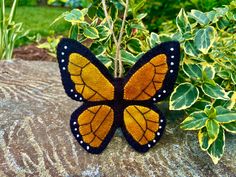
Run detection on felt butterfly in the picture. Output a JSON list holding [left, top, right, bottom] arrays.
[[57, 38, 180, 154]]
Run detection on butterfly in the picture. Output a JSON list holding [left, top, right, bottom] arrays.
[[57, 38, 180, 154]]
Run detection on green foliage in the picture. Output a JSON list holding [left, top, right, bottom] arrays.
[[5, 0, 37, 7], [57, 0, 236, 164], [170, 1, 236, 163], [48, 0, 92, 8], [0, 0, 27, 60], [5, 6, 70, 46]]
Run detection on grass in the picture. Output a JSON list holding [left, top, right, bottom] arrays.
[[6, 6, 70, 45]]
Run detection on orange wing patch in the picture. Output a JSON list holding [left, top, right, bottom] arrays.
[[124, 54, 168, 100], [78, 105, 114, 148], [124, 105, 160, 145], [68, 53, 114, 101]]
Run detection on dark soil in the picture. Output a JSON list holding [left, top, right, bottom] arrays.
[[13, 44, 56, 62]]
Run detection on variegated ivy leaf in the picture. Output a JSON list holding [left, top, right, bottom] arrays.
[[183, 63, 202, 79], [183, 40, 200, 57], [97, 25, 111, 42], [207, 127, 225, 164], [127, 38, 143, 54], [149, 32, 160, 48], [206, 119, 220, 140], [97, 55, 112, 68], [176, 8, 191, 34], [201, 81, 229, 100], [170, 83, 199, 110], [121, 50, 137, 66], [230, 72, 236, 84], [194, 26, 216, 54], [198, 127, 216, 151], [188, 10, 210, 26], [221, 122, 236, 134], [64, 9, 84, 24], [83, 26, 99, 39], [203, 65, 215, 80], [215, 106, 236, 123], [180, 111, 208, 130], [90, 42, 106, 55]]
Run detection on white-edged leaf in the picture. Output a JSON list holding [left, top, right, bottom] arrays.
[[194, 26, 216, 54], [181, 111, 208, 130], [207, 127, 225, 164], [201, 81, 229, 100], [170, 83, 199, 110]]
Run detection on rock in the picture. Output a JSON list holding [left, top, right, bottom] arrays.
[[0, 59, 235, 177]]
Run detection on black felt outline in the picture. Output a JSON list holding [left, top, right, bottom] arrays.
[[57, 38, 180, 154]]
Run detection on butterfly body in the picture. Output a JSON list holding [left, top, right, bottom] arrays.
[[57, 38, 180, 154]]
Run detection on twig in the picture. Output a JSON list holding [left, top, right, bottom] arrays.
[[101, 0, 118, 77], [117, 0, 129, 77], [101, 0, 129, 78]]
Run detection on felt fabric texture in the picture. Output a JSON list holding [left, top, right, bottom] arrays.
[[57, 38, 180, 154]]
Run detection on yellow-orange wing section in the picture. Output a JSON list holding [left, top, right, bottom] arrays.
[[71, 105, 115, 154], [124, 54, 168, 100], [123, 41, 180, 101], [122, 105, 165, 152], [68, 53, 114, 101]]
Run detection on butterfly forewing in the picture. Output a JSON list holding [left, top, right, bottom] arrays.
[[123, 41, 180, 102], [57, 38, 114, 102]]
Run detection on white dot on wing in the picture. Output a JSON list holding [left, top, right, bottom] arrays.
[[170, 62, 174, 65], [160, 119, 163, 123], [171, 55, 174, 59], [153, 97, 157, 101], [163, 90, 166, 93], [158, 94, 161, 98], [61, 52, 65, 55], [76, 134, 79, 138], [157, 132, 161, 136], [61, 59, 65, 63], [62, 67, 66, 70], [170, 70, 174, 73], [80, 140, 83, 144], [148, 144, 151, 148], [170, 48, 174, 51], [153, 139, 156, 143], [64, 46, 68, 49]]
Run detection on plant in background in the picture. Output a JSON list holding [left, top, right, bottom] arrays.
[[0, 0, 27, 60], [48, 0, 92, 8], [168, 1, 236, 164], [55, 0, 236, 164]]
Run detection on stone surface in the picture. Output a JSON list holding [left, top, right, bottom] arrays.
[[0, 59, 236, 177]]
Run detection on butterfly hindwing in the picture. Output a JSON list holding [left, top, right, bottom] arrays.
[[124, 41, 180, 102], [122, 104, 166, 152], [70, 104, 116, 154], [57, 38, 114, 102]]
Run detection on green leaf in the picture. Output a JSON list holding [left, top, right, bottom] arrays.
[[198, 127, 215, 151], [231, 72, 236, 85], [88, 6, 97, 19], [64, 9, 84, 24], [183, 40, 200, 57], [203, 65, 215, 80], [97, 55, 112, 68], [149, 32, 160, 48], [215, 106, 236, 123], [97, 25, 111, 41], [176, 8, 191, 34], [221, 122, 236, 134], [127, 38, 143, 54], [110, 4, 118, 20], [90, 42, 106, 55], [188, 10, 210, 26], [170, 83, 199, 110], [121, 50, 137, 66], [69, 25, 78, 40], [201, 81, 229, 100], [136, 13, 147, 20], [194, 26, 216, 54], [83, 26, 99, 39], [183, 63, 202, 79], [206, 119, 219, 140], [207, 127, 225, 164], [180, 111, 208, 130]]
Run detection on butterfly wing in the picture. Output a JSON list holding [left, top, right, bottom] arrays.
[[123, 41, 180, 102], [71, 104, 116, 154], [57, 38, 114, 102], [122, 104, 165, 152]]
